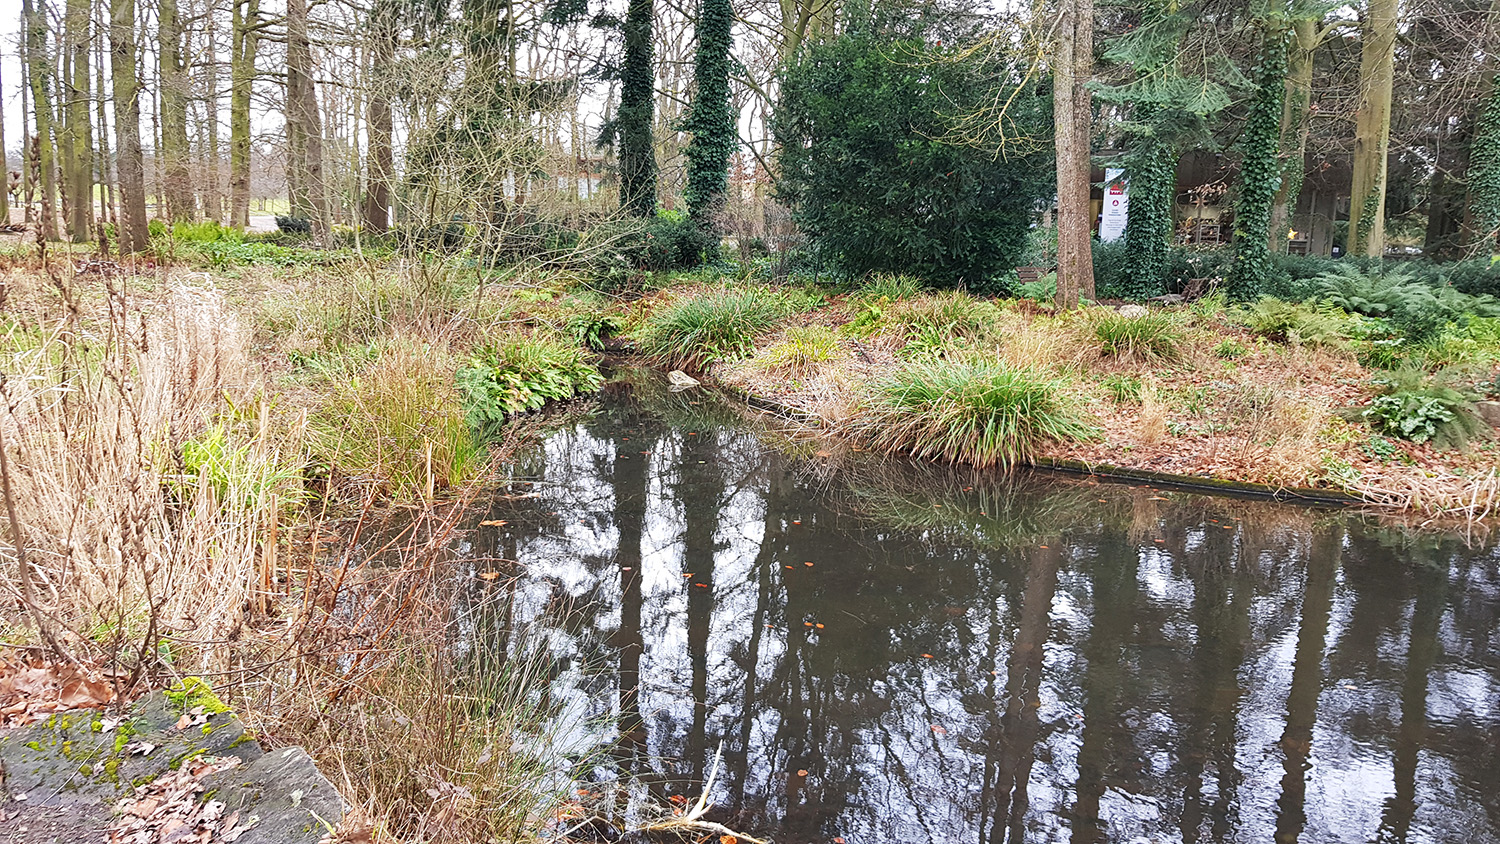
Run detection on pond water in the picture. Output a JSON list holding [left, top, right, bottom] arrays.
[[444, 369, 1500, 844]]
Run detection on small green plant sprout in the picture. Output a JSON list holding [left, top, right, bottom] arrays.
[[1090, 308, 1183, 361], [758, 326, 841, 377], [853, 359, 1096, 469], [1101, 374, 1144, 404], [1213, 338, 1248, 360], [458, 335, 604, 430]]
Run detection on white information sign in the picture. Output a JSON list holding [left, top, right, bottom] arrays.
[[1099, 167, 1129, 243]]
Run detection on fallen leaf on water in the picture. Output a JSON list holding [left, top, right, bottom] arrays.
[[803, 622, 814, 627], [815, 623, 825, 629], [931, 725, 947, 735], [804, 561, 814, 567], [922, 653, 934, 659], [694, 583, 708, 588], [479, 519, 508, 527], [477, 571, 502, 581], [796, 769, 809, 777], [835, 838, 846, 843]]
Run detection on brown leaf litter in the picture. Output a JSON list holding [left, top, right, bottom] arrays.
[[108, 755, 255, 844]]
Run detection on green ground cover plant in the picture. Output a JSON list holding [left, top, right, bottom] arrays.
[[457, 334, 605, 430]]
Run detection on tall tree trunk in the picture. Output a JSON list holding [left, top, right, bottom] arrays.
[[228, 0, 260, 229], [1270, 17, 1316, 253], [110, 0, 148, 251], [0, 40, 9, 225], [159, 0, 194, 222], [618, 0, 657, 216], [286, 0, 331, 243], [1053, 0, 1095, 307], [1228, 19, 1287, 299], [361, 0, 394, 233], [684, 0, 734, 232], [203, 9, 222, 222], [63, 0, 93, 241], [1347, 0, 1397, 257], [94, 19, 115, 229], [24, 0, 59, 241]]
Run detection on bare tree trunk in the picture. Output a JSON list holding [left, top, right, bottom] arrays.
[[24, 0, 60, 241], [159, 0, 195, 222], [1053, 0, 1094, 307], [0, 43, 9, 225], [361, 0, 394, 233], [1270, 18, 1316, 252], [203, 7, 222, 223], [95, 14, 116, 230], [286, 0, 330, 243], [63, 0, 94, 242], [1347, 0, 1397, 257], [111, 0, 148, 251], [228, 0, 260, 229]]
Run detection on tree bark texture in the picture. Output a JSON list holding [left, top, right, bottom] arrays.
[[159, 0, 195, 222], [1270, 17, 1316, 252], [361, 0, 395, 233], [1053, 0, 1095, 308], [25, 0, 59, 241], [286, 0, 331, 243], [229, 0, 261, 229], [110, 0, 148, 251], [1347, 0, 1397, 257]]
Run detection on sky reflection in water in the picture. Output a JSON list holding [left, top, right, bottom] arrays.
[[444, 372, 1500, 844]]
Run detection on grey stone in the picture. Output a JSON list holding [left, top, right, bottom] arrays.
[[0, 694, 342, 844], [1477, 401, 1500, 430], [1117, 304, 1150, 318]]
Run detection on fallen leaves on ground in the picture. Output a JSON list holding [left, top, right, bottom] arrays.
[[108, 755, 252, 843], [0, 650, 117, 727]]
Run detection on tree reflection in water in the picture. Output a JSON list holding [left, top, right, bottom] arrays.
[[452, 371, 1500, 844]]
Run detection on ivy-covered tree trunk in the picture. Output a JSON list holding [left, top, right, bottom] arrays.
[[1120, 115, 1175, 300], [1469, 73, 1500, 251], [619, 0, 657, 216], [1347, 0, 1397, 257], [228, 0, 261, 230], [110, 0, 149, 252], [1228, 20, 1287, 300], [684, 0, 734, 232], [1269, 17, 1316, 253], [24, 0, 59, 241], [1053, 0, 1095, 307]]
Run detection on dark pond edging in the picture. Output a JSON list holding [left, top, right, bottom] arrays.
[[703, 374, 1367, 508]]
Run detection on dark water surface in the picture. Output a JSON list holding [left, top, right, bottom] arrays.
[[448, 372, 1500, 844]]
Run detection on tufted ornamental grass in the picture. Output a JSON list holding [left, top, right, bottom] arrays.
[[634, 287, 815, 369], [852, 359, 1096, 469], [1090, 308, 1184, 362], [757, 325, 843, 378]]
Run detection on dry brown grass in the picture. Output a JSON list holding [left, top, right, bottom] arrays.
[[0, 266, 304, 670]]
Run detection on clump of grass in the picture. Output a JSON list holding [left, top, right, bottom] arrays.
[[1137, 381, 1171, 445], [457, 334, 604, 434], [1090, 308, 1183, 361], [634, 287, 811, 369], [1101, 374, 1143, 404], [1214, 338, 1249, 359], [852, 359, 1096, 468], [311, 338, 482, 499], [854, 273, 923, 301], [757, 325, 842, 377]]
